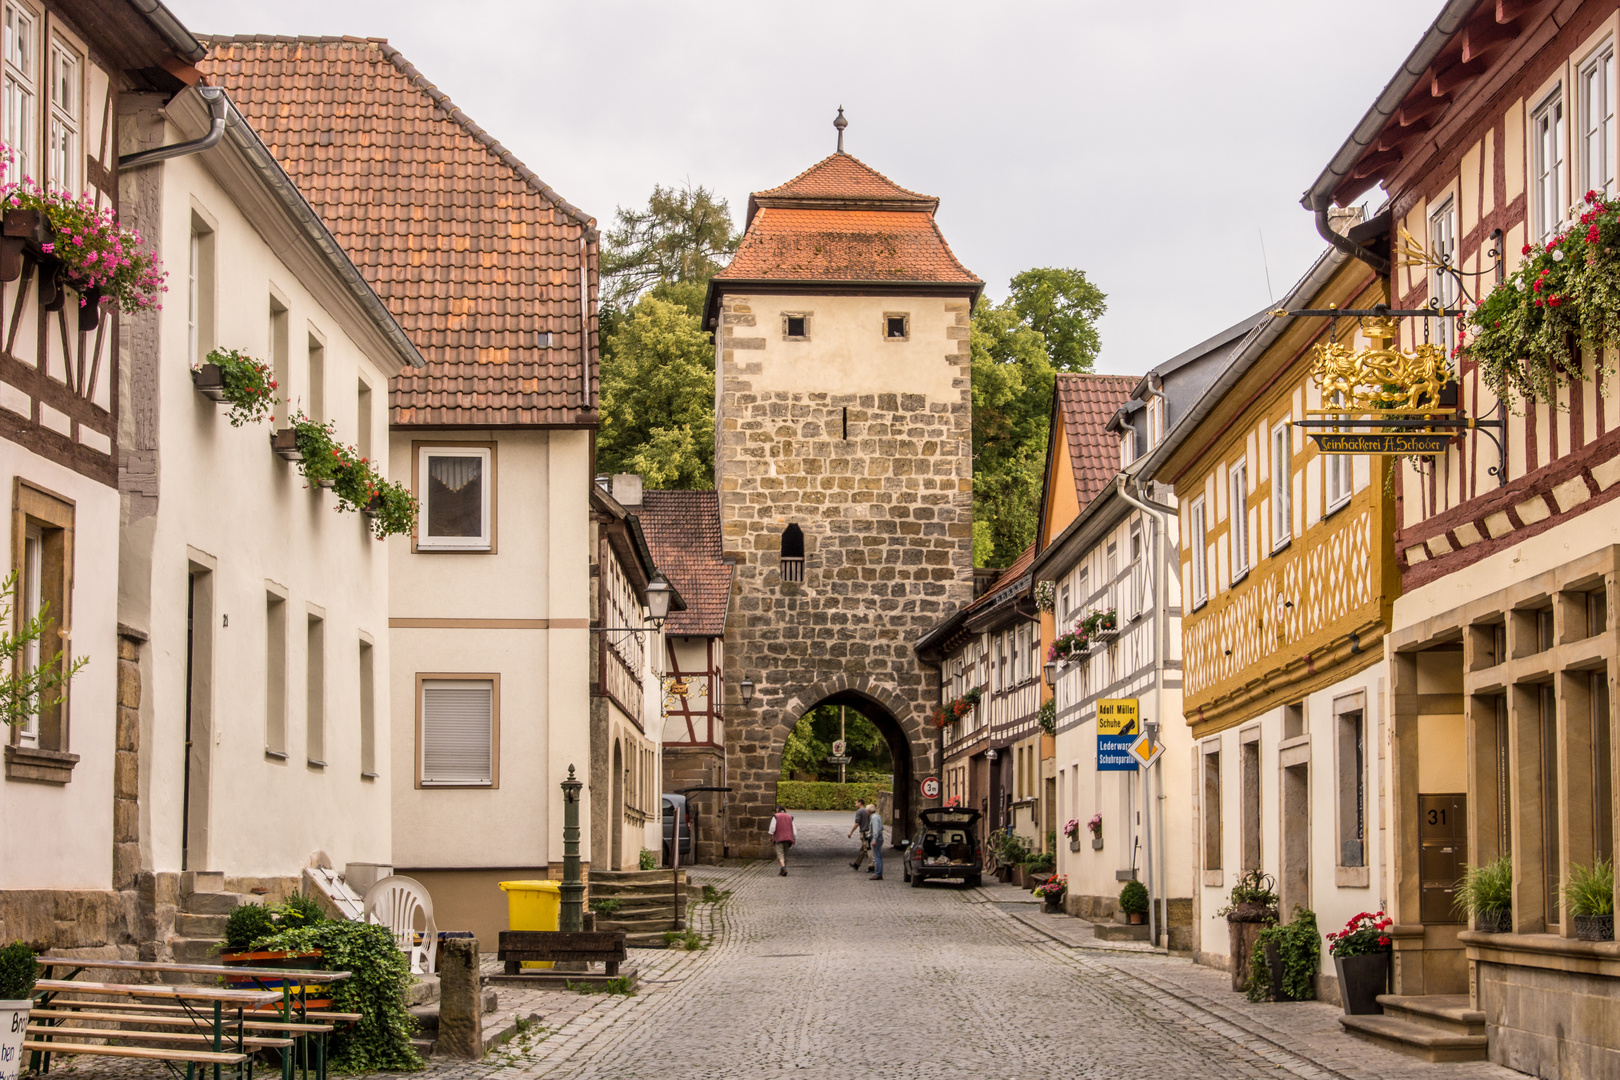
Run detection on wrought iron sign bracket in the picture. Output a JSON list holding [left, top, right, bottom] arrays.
[[1272, 303, 1466, 319]]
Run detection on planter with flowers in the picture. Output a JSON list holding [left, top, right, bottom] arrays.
[[1034, 579, 1055, 613], [1037, 698, 1055, 736], [1088, 812, 1103, 850], [5, 183, 165, 329], [1064, 818, 1082, 852], [1327, 910, 1392, 1014], [278, 412, 418, 540], [0, 940, 37, 1076], [930, 687, 982, 729], [1048, 628, 1089, 665], [193, 348, 276, 426], [1081, 608, 1119, 649], [1034, 873, 1067, 914]]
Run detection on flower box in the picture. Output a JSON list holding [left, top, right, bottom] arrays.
[[271, 428, 303, 461], [77, 289, 103, 332], [1334, 952, 1389, 1015], [1069, 839, 1082, 852], [218, 948, 331, 1009], [0, 206, 48, 284], [1476, 909, 1512, 934], [363, 494, 385, 518], [1573, 914, 1613, 941], [192, 363, 229, 402], [1091, 836, 1104, 850], [1089, 627, 1119, 650]]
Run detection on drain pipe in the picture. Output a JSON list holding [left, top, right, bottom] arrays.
[[1309, 198, 1391, 277], [1115, 471, 1177, 948], [119, 86, 227, 170]]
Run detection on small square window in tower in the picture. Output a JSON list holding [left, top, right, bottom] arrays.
[[780, 523, 804, 583], [885, 314, 909, 340], [783, 314, 809, 340]]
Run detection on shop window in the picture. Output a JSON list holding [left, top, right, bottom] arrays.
[[1540, 683, 1561, 928]]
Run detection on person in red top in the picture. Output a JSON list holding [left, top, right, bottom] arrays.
[[767, 805, 796, 876]]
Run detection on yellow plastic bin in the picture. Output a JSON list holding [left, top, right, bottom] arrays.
[[499, 879, 561, 969]]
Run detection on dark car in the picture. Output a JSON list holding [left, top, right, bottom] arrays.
[[662, 794, 695, 867], [902, 807, 983, 887]]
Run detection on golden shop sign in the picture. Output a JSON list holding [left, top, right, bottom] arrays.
[[1309, 432, 1454, 455]]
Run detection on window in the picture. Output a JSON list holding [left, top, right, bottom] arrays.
[[1203, 748, 1222, 872], [779, 523, 804, 583], [306, 612, 324, 768], [307, 334, 325, 425], [884, 313, 909, 340], [187, 215, 215, 367], [1532, 88, 1566, 242], [358, 639, 375, 778], [1229, 459, 1249, 579], [1058, 584, 1070, 623], [3, 4, 35, 182], [997, 633, 1008, 691], [1429, 197, 1457, 349], [1337, 705, 1366, 867], [270, 295, 289, 413], [1581, 42, 1616, 197], [264, 591, 286, 756], [1593, 670, 1613, 863], [783, 313, 809, 340], [1240, 736, 1261, 871], [1540, 683, 1560, 927], [1271, 423, 1291, 549], [46, 37, 75, 192], [418, 677, 496, 786], [417, 446, 493, 551], [6, 481, 72, 774], [1189, 496, 1207, 606], [1120, 428, 1135, 468], [356, 380, 372, 461], [1147, 396, 1165, 449], [1324, 409, 1351, 511]]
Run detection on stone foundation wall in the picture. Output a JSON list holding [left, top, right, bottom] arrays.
[[663, 744, 727, 862], [717, 294, 975, 857], [1479, 959, 1620, 1080], [1065, 893, 1195, 952]]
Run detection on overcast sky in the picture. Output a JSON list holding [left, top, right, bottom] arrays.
[[167, 0, 1440, 376]]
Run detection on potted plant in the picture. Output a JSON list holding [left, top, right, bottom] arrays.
[[1037, 698, 1055, 736], [1064, 818, 1081, 852], [193, 348, 277, 426], [1563, 859, 1614, 942], [1082, 608, 1119, 648], [0, 940, 37, 1072], [1088, 812, 1104, 850], [1034, 873, 1067, 914], [1327, 910, 1392, 1014], [1249, 906, 1319, 1003], [1119, 879, 1149, 924], [4, 182, 165, 325], [219, 896, 332, 1005], [1218, 869, 1278, 993], [1454, 855, 1513, 933]]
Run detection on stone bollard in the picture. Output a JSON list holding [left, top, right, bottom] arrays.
[[436, 936, 483, 1060]]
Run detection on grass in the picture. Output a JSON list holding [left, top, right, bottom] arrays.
[[663, 929, 704, 950], [1454, 854, 1514, 919], [568, 976, 636, 996], [699, 885, 730, 905], [1564, 858, 1615, 917], [589, 897, 625, 915]]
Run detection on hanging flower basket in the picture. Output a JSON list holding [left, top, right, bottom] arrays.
[[270, 428, 303, 461]]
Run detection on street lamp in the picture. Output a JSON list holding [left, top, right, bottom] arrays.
[[986, 747, 998, 762], [739, 677, 755, 707], [644, 572, 673, 628], [1043, 659, 1059, 688]]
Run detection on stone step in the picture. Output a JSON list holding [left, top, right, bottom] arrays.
[[625, 931, 679, 949], [589, 898, 685, 917], [1375, 995, 1485, 1037], [410, 1037, 435, 1059], [181, 870, 226, 895], [1339, 1014, 1488, 1062], [169, 937, 223, 963], [587, 881, 690, 900], [181, 891, 252, 916], [405, 974, 439, 1007], [175, 912, 229, 938], [408, 988, 499, 1033], [590, 870, 687, 887], [593, 915, 686, 934], [1093, 922, 1151, 942]]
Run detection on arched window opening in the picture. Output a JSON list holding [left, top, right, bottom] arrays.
[[780, 524, 804, 583]]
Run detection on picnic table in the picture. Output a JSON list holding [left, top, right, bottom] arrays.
[[34, 957, 355, 1080]]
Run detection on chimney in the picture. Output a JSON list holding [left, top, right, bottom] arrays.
[[612, 473, 643, 507]]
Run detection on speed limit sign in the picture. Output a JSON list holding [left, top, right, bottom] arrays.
[[921, 776, 941, 799], [831, 739, 846, 757]]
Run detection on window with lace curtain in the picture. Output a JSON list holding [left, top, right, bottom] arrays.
[[417, 445, 494, 551]]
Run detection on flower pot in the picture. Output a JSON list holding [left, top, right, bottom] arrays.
[[1263, 941, 1311, 1002], [1068, 838, 1082, 852], [1091, 836, 1104, 850], [219, 949, 330, 1009], [995, 865, 1012, 884], [1228, 916, 1271, 993], [0, 1000, 31, 1072], [1043, 896, 1064, 914], [0, 207, 47, 283], [1573, 914, 1614, 942], [1011, 865, 1026, 888], [192, 363, 229, 402], [1127, 911, 1145, 925], [363, 494, 385, 518], [317, 478, 335, 489], [77, 289, 102, 332], [1476, 909, 1512, 934], [1090, 628, 1118, 650], [1333, 952, 1390, 1015], [271, 428, 303, 461]]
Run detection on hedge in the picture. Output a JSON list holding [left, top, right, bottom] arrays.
[[775, 781, 890, 811]]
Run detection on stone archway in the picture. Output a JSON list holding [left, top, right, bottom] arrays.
[[733, 674, 937, 857]]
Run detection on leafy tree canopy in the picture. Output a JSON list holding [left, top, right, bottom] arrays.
[[601, 182, 739, 312], [1007, 267, 1107, 374], [598, 296, 715, 489], [779, 704, 893, 784]]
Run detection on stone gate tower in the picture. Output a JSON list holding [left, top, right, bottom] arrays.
[[703, 136, 980, 854]]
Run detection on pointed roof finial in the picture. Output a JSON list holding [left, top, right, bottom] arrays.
[[834, 106, 847, 154]]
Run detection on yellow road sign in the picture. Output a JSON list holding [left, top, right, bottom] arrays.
[[1127, 733, 1164, 769], [1097, 698, 1138, 736]]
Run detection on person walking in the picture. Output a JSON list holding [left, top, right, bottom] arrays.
[[767, 805, 795, 876], [848, 802, 871, 871], [866, 804, 884, 880]]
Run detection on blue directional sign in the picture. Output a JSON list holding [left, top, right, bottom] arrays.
[[1098, 734, 1138, 772]]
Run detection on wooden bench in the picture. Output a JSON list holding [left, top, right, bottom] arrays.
[[41, 1002, 352, 1028], [27, 1023, 295, 1051], [30, 1008, 329, 1037], [498, 930, 628, 975], [21, 1039, 248, 1066]]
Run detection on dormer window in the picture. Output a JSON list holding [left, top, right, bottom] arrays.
[[884, 313, 909, 340], [1147, 396, 1166, 449], [1120, 429, 1135, 468], [783, 313, 810, 341]]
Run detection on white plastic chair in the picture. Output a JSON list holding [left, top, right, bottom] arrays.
[[362, 875, 437, 974]]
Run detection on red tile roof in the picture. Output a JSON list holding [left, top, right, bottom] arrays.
[[1056, 374, 1136, 508], [198, 36, 598, 428], [637, 491, 731, 637], [713, 152, 979, 290], [965, 543, 1036, 615]]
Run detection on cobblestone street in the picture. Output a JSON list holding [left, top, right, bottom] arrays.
[[484, 813, 1524, 1080]]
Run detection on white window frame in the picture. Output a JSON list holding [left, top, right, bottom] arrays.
[[418, 677, 496, 787], [1120, 428, 1135, 468], [46, 34, 76, 192], [1324, 418, 1352, 513], [15, 521, 41, 747], [417, 446, 493, 551], [1271, 423, 1291, 550], [1429, 196, 1457, 349], [1580, 41, 1616, 198], [1189, 495, 1208, 607], [1147, 396, 1166, 449], [1229, 459, 1249, 579], [3, 1, 36, 183], [1532, 87, 1567, 243]]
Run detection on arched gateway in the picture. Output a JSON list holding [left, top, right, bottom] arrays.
[[704, 134, 980, 855]]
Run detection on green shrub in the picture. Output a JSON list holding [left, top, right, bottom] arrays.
[[1024, 851, 1055, 876], [638, 848, 657, 870], [0, 940, 37, 1000], [1247, 906, 1319, 1002], [223, 903, 277, 950], [1564, 859, 1615, 917], [277, 894, 327, 930], [662, 929, 703, 951], [1119, 879, 1149, 916], [250, 921, 420, 1071], [990, 831, 1033, 866], [1454, 854, 1513, 920], [569, 976, 634, 996], [773, 781, 888, 811], [590, 898, 624, 916]]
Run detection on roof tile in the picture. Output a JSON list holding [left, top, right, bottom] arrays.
[[1056, 374, 1137, 508], [636, 491, 731, 637]]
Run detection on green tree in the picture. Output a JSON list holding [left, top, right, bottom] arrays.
[[778, 705, 892, 782], [598, 296, 715, 489], [601, 183, 738, 311], [969, 268, 1107, 567]]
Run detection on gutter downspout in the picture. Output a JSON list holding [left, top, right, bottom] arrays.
[[119, 86, 226, 169], [1310, 200, 1391, 277], [1115, 472, 1177, 949]]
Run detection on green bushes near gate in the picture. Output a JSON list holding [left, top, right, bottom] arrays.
[[775, 781, 889, 811]]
